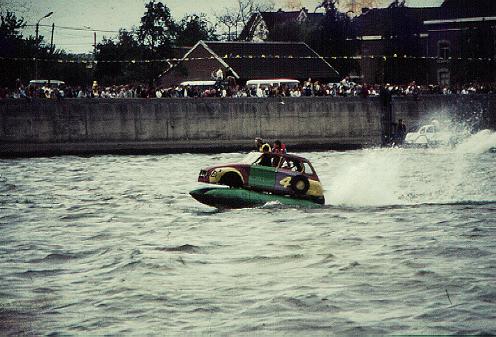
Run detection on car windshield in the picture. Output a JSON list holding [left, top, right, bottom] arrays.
[[241, 152, 262, 164]]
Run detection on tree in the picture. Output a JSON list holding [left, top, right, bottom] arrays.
[[138, 1, 177, 56], [95, 29, 144, 85], [315, 0, 340, 13], [0, 12, 61, 86], [176, 14, 217, 47], [136, 1, 179, 84], [216, 12, 239, 41], [235, 0, 275, 27], [0, 10, 24, 38], [215, 0, 275, 40]]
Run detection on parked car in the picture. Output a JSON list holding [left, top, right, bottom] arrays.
[[197, 152, 325, 204]]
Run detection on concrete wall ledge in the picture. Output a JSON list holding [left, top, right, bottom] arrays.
[[0, 140, 362, 158], [1, 95, 494, 158]]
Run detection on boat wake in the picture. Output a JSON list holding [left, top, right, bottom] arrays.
[[322, 130, 496, 208], [454, 129, 496, 154]]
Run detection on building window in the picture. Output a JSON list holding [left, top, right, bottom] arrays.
[[438, 68, 450, 86], [438, 40, 451, 60]]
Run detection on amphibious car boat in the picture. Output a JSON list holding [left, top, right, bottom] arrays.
[[190, 152, 325, 209]]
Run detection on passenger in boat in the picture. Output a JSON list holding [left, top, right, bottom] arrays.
[[255, 137, 271, 153], [259, 146, 273, 167], [272, 140, 286, 154], [293, 160, 304, 172]]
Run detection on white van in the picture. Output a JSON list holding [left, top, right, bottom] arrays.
[[29, 80, 65, 88], [246, 79, 299, 89]]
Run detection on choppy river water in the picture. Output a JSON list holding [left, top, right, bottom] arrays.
[[1, 131, 496, 336]]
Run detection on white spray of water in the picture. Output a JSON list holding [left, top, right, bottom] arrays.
[[323, 130, 496, 207], [454, 129, 496, 154], [326, 149, 403, 207]]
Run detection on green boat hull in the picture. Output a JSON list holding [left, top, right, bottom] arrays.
[[190, 186, 323, 209]]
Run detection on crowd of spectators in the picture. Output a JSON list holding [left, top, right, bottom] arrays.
[[2, 77, 496, 101]]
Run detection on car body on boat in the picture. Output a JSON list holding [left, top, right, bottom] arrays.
[[193, 152, 325, 206], [403, 121, 468, 148], [404, 124, 451, 147]]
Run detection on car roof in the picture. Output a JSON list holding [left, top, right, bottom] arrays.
[[247, 151, 309, 162], [180, 80, 216, 86], [270, 152, 309, 162], [246, 79, 299, 85], [29, 80, 65, 84]]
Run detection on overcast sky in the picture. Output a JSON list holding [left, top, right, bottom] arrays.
[[6, 0, 444, 53]]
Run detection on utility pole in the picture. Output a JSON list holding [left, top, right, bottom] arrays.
[[34, 11, 54, 80], [50, 23, 55, 53], [93, 32, 97, 56], [48, 23, 55, 86]]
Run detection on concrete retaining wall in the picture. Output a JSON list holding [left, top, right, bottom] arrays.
[[0, 97, 383, 157], [0, 95, 495, 157]]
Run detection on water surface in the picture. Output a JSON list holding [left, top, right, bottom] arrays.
[[1, 132, 496, 336]]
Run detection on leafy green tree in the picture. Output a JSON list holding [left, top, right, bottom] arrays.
[[176, 14, 217, 46], [0, 11, 50, 86], [137, 1, 179, 84], [138, 1, 177, 55], [0, 10, 24, 38], [94, 29, 144, 85]]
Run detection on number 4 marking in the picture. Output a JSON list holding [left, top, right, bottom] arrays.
[[279, 176, 292, 188]]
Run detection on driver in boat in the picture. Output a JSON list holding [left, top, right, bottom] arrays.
[[255, 137, 271, 153]]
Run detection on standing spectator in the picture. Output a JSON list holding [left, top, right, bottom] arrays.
[[303, 78, 313, 96], [397, 119, 407, 144], [360, 83, 369, 98], [256, 86, 264, 98]]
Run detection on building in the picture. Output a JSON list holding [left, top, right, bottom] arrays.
[[354, 0, 496, 85], [239, 8, 324, 42], [423, 0, 496, 86], [354, 4, 439, 84], [158, 41, 340, 87]]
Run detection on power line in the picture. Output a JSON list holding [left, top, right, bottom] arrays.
[[56, 43, 96, 46], [25, 24, 120, 34], [1, 54, 495, 64]]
